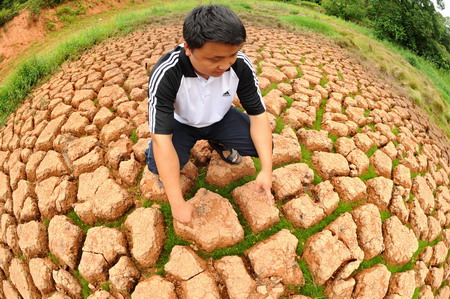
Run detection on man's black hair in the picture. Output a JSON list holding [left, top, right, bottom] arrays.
[[183, 5, 246, 50]]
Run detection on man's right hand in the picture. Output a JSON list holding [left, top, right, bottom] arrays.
[[172, 201, 194, 224]]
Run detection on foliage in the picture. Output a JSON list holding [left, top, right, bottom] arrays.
[[368, 0, 450, 70], [0, 7, 18, 26], [322, 0, 367, 22]]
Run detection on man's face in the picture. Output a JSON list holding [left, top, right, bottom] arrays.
[[185, 41, 242, 79]]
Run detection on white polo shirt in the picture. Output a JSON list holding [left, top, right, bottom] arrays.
[[148, 44, 265, 134]]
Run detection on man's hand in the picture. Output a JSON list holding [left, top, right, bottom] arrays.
[[254, 170, 273, 201], [172, 201, 194, 224]]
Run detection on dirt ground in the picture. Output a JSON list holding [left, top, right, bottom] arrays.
[[0, 0, 139, 71]]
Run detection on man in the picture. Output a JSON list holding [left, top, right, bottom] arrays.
[[146, 5, 273, 224]]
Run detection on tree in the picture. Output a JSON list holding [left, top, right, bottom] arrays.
[[368, 0, 450, 69], [322, 0, 368, 22]]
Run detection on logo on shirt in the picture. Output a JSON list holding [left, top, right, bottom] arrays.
[[222, 90, 231, 97]]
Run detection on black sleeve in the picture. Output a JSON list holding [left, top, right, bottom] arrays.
[[147, 50, 183, 134], [234, 52, 266, 115]]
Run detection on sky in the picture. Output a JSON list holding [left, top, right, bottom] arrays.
[[432, 0, 450, 17]]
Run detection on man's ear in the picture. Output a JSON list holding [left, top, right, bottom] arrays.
[[184, 42, 192, 57]]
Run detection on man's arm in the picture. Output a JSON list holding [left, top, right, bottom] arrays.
[[152, 134, 193, 223], [249, 112, 273, 198]]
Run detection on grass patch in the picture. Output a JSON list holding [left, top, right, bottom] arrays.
[[153, 201, 190, 275], [366, 146, 378, 158], [360, 164, 377, 181], [67, 210, 91, 232], [48, 252, 61, 266], [101, 282, 110, 292], [392, 158, 399, 167], [74, 269, 92, 298], [313, 99, 327, 130], [411, 171, 420, 179], [130, 128, 138, 144], [295, 66, 303, 78], [392, 126, 399, 136], [261, 82, 278, 97], [297, 259, 326, 297], [283, 95, 294, 110], [358, 235, 443, 276], [279, 15, 340, 37], [337, 70, 344, 81], [274, 116, 285, 134], [380, 210, 392, 222], [300, 143, 323, 185], [363, 110, 370, 117], [92, 208, 135, 229], [56, 4, 87, 23], [328, 133, 339, 143], [204, 216, 293, 260], [294, 200, 361, 254]]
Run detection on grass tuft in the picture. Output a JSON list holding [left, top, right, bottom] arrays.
[[74, 269, 92, 298], [360, 164, 378, 181], [274, 116, 285, 134], [279, 15, 340, 37], [130, 128, 138, 144], [366, 146, 378, 158], [297, 259, 326, 297], [313, 99, 327, 131], [66, 210, 91, 232]]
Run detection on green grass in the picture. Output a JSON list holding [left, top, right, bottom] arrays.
[[358, 235, 443, 277], [319, 73, 328, 87], [294, 200, 361, 254], [392, 126, 399, 136], [300, 143, 323, 185], [204, 216, 292, 260], [130, 128, 138, 144], [66, 207, 135, 233], [56, 4, 87, 23], [152, 201, 190, 275], [328, 133, 338, 143], [297, 259, 326, 298], [274, 116, 285, 134], [279, 15, 340, 37], [67, 210, 91, 232], [74, 269, 92, 298], [101, 282, 110, 292], [366, 145, 378, 158], [313, 99, 327, 131], [380, 210, 392, 222], [48, 252, 61, 266], [360, 164, 378, 181], [261, 82, 278, 97], [392, 158, 399, 167]]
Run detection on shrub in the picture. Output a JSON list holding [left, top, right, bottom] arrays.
[[322, 0, 367, 22], [0, 8, 18, 26]]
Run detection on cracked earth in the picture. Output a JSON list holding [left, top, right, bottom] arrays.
[[0, 23, 449, 299]]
